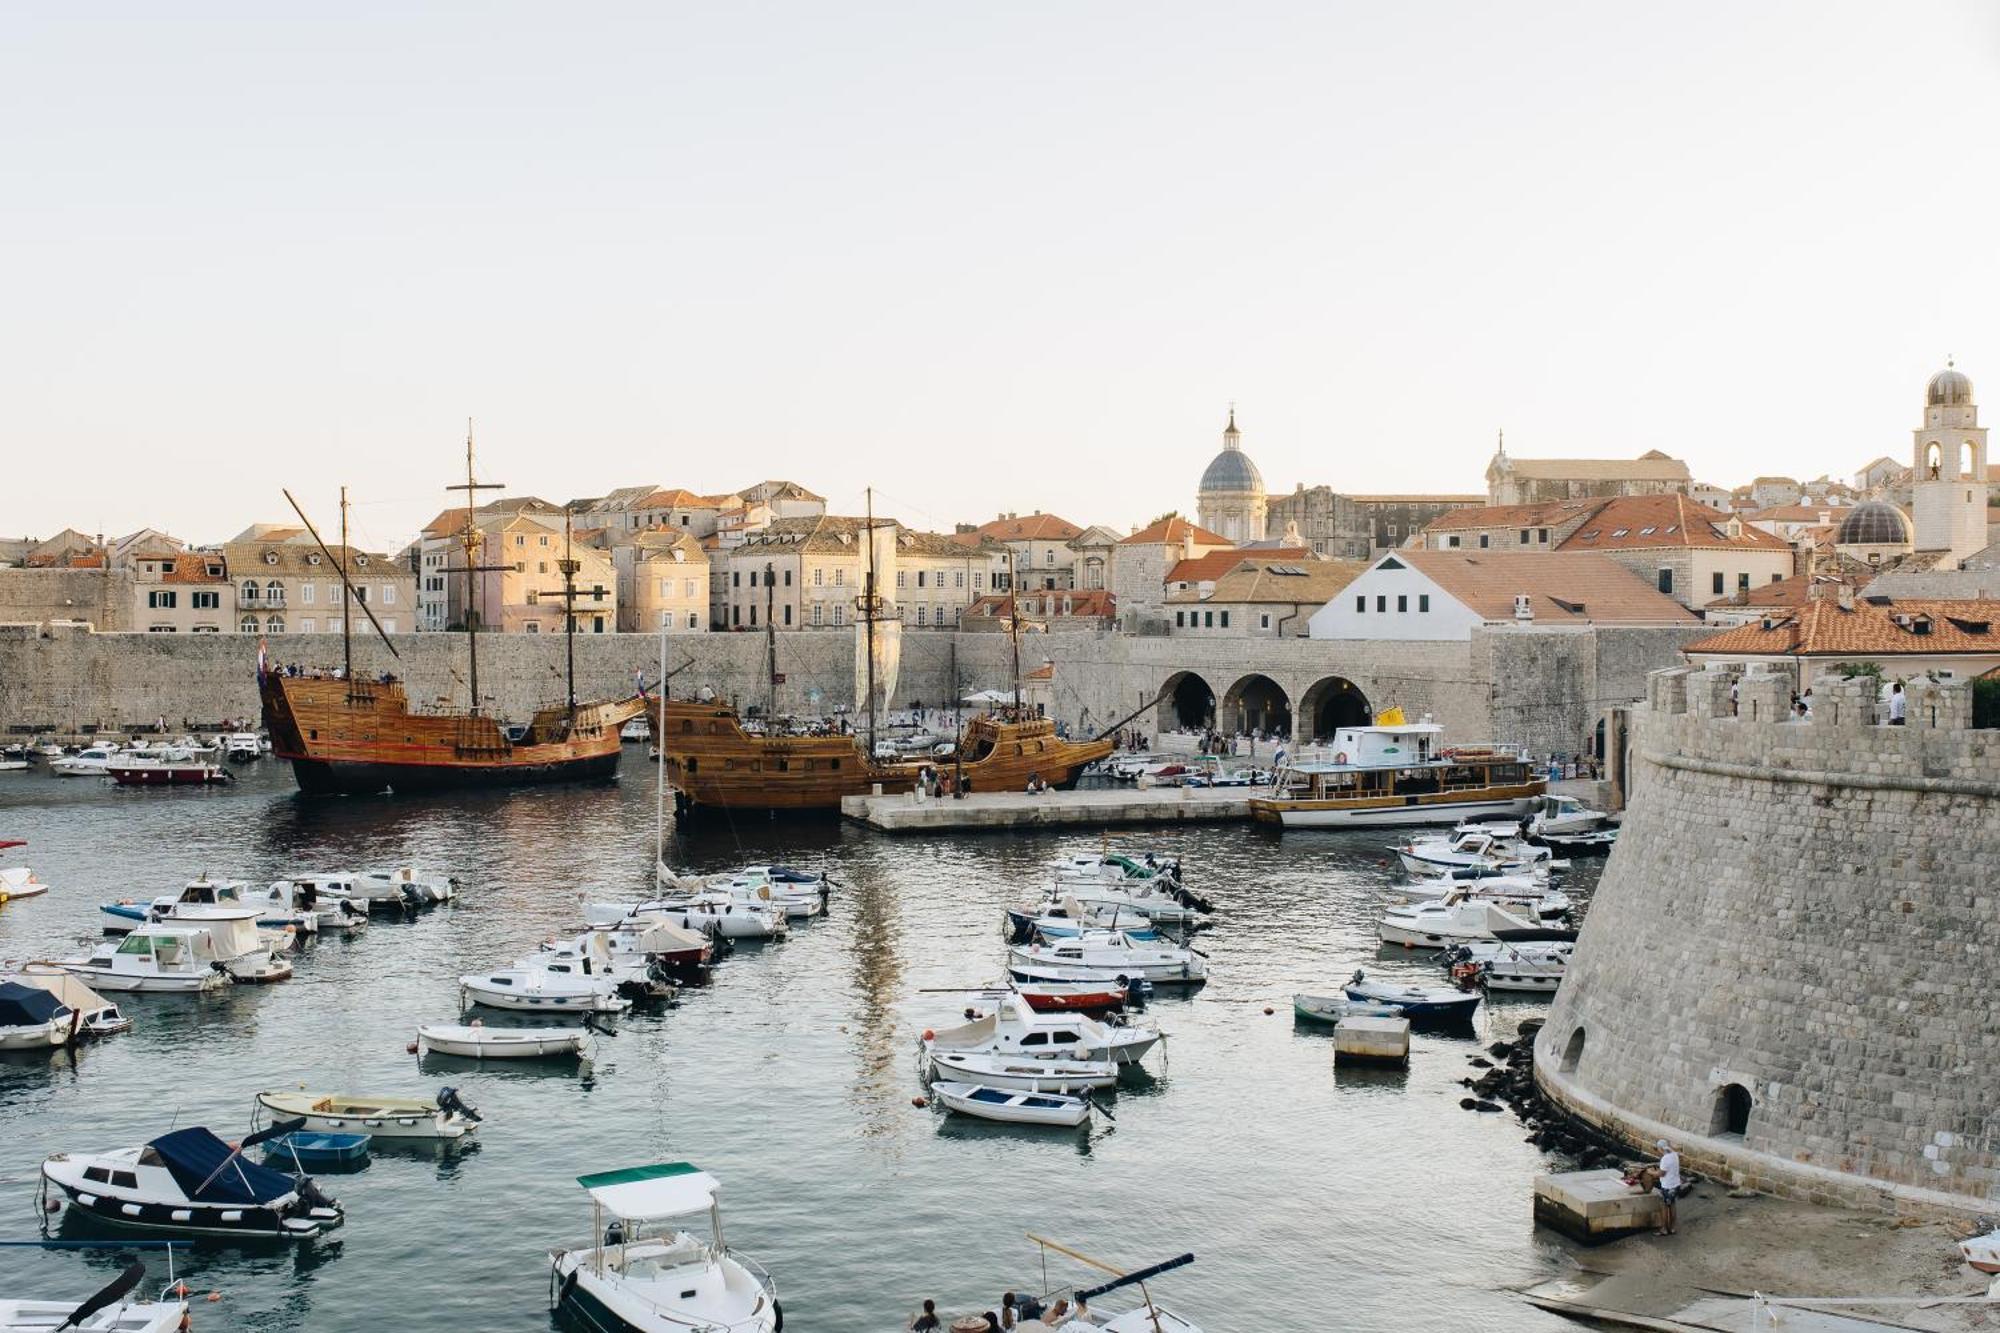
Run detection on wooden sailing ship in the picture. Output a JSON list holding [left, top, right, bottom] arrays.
[[655, 490, 1124, 815], [260, 433, 646, 796]]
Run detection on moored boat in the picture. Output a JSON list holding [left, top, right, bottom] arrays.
[[41, 1123, 343, 1239], [1007, 931, 1207, 986], [1249, 719, 1544, 829], [929, 1080, 1093, 1128], [0, 980, 73, 1050], [419, 1022, 588, 1059], [1343, 970, 1481, 1021], [1291, 993, 1405, 1024], [0, 865, 49, 902], [921, 991, 1160, 1066], [923, 1047, 1118, 1093], [106, 758, 230, 786], [460, 955, 633, 1014], [0, 1262, 188, 1332], [254, 1087, 481, 1140], [57, 925, 232, 993]]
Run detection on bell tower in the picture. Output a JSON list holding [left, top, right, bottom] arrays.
[[1912, 361, 1988, 564]]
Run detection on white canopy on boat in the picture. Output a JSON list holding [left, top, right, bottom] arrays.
[[578, 1161, 719, 1219], [9, 968, 114, 1014]]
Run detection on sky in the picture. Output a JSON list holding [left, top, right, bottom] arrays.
[[3, 2, 1998, 553]]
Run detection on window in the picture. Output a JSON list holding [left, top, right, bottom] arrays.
[[783, 605, 792, 626], [954, 570, 964, 588], [916, 606, 928, 626], [240, 616, 259, 632], [687, 612, 699, 629], [814, 568, 823, 586], [265, 616, 284, 633], [1611, 528, 1629, 538], [1418, 594, 1429, 612], [1219, 611, 1229, 628], [1538, 528, 1549, 543], [733, 571, 741, 588], [1446, 535, 1461, 548], [1477, 534, 1489, 549], [1376, 595, 1387, 612], [1355, 595, 1366, 612], [813, 603, 824, 626], [1259, 613, 1270, 629], [1710, 1083, 1753, 1138], [833, 604, 845, 626], [895, 571, 906, 588], [302, 584, 317, 605], [971, 572, 982, 590], [916, 571, 926, 588], [1738, 572, 1750, 592], [834, 569, 844, 586], [1203, 611, 1214, 627], [265, 580, 284, 604], [1711, 571, 1725, 595], [1175, 611, 1185, 627], [539, 535, 549, 546], [1657, 568, 1674, 595], [749, 605, 757, 626], [1396, 595, 1407, 612], [783, 569, 792, 587], [1518, 529, 1529, 544], [192, 590, 219, 609], [1770, 572, 1783, 583], [147, 590, 176, 609], [732, 606, 741, 626]]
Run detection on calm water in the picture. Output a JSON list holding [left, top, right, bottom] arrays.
[[0, 752, 1590, 1331]]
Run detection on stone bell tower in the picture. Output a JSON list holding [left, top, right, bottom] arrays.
[[1912, 360, 1988, 564]]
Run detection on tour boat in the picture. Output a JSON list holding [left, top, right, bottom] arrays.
[[0, 865, 49, 902], [0, 1263, 188, 1332], [929, 1080, 1094, 1128], [1377, 895, 1553, 949], [1393, 829, 1552, 878], [0, 980, 73, 1050], [1342, 970, 1482, 1021], [1290, 994, 1406, 1024], [106, 757, 230, 786], [1008, 931, 1208, 986], [418, 1022, 589, 1060], [924, 1047, 1119, 1093], [50, 748, 117, 777], [10, 968, 131, 1036], [921, 991, 1161, 1066], [41, 1124, 344, 1239], [255, 1087, 482, 1140], [58, 925, 233, 993], [1249, 721, 1544, 829], [460, 955, 633, 1014], [548, 1161, 780, 1332]]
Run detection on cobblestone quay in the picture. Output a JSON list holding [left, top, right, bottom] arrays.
[[1536, 666, 2000, 1213]]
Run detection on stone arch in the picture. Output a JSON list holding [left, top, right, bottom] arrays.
[[1963, 439, 1979, 479], [1925, 441, 1943, 479], [1220, 673, 1291, 739], [1299, 675, 1373, 743], [1709, 1082, 1753, 1138], [1157, 671, 1216, 733], [1559, 1026, 1586, 1074]]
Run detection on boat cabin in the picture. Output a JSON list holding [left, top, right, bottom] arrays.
[[1270, 723, 1530, 802]]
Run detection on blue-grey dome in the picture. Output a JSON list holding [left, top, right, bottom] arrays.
[[1928, 365, 1973, 407], [1199, 447, 1263, 494], [1835, 501, 1910, 547]]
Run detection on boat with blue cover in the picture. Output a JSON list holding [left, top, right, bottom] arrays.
[[41, 1123, 343, 1239], [1342, 970, 1482, 1022]]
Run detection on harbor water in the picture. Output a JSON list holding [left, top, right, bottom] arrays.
[[0, 752, 1593, 1330]]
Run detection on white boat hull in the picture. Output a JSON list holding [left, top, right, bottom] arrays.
[[419, 1024, 586, 1059], [0, 1299, 189, 1332], [257, 1091, 476, 1139], [931, 1080, 1091, 1127], [0, 1020, 70, 1050], [1269, 796, 1539, 829], [459, 978, 628, 1014], [57, 964, 224, 994], [924, 1049, 1117, 1092]]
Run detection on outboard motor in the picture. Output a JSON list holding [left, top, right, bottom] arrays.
[[1121, 974, 1149, 1009], [297, 1176, 338, 1210], [437, 1086, 482, 1123]]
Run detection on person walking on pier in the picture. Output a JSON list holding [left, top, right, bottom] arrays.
[[1653, 1139, 1681, 1236]]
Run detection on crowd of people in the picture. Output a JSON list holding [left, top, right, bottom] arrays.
[[906, 1289, 1102, 1331]]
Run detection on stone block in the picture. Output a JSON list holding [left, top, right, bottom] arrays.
[[1333, 1015, 1410, 1066], [1532, 1169, 1665, 1244], [1738, 674, 1792, 723], [1647, 667, 1690, 715], [1688, 671, 1738, 720]]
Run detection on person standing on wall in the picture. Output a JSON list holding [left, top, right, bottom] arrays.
[[1653, 1139, 1681, 1236], [1888, 680, 1906, 725]]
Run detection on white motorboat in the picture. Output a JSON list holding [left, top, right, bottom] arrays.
[[271, 871, 405, 918], [1441, 938, 1574, 968], [1473, 946, 1568, 994], [10, 967, 131, 1036], [725, 864, 832, 919], [1377, 895, 1554, 949], [549, 1162, 780, 1333], [0, 1265, 187, 1332], [0, 980, 73, 1049], [921, 991, 1160, 1066], [1530, 794, 1609, 838], [258, 877, 370, 934], [1394, 829, 1550, 878], [41, 1124, 344, 1239], [0, 865, 50, 901], [144, 903, 292, 983], [949, 1242, 1206, 1333], [655, 867, 812, 925], [103, 876, 321, 938], [358, 866, 455, 906], [51, 747, 117, 777], [1388, 874, 1570, 918], [930, 1080, 1093, 1127], [595, 894, 786, 941], [58, 924, 232, 993], [33, 743, 66, 760], [223, 733, 263, 761], [460, 955, 632, 1014], [1290, 993, 1405, 1024], [924, 1047, 1118, 1093], [1007, 896, 1163, 942], [1055, 879, 1204, 925], [1008, 931, 1208, 986], [256, 1086, 482, 1140], [1106, 753, 1161, 782], [582, 915, 714, 978], [418, 1022, 588, 1059], [620, 717, 651, 742], [0, 758, 26, 773], [536, 932, 675, 1001], [1343, 970, 1482, 1022]]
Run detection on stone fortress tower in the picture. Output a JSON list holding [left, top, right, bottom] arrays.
[[1911, 360, 1988, 563], [1195, 407, 1266, 544], [1537, 665, 2000, 1212]]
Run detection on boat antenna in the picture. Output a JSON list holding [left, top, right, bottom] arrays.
[[655, 619, 668, 868], [441, 420, 507, 714], [338, 485, 352, 683], [863, 487, 878, 759], [280, 489, 399, 664], [1008, 548, 1021, 717], [764, 559, 778, 727], [951, 632, 963, 792], [561, 505, 578, 716]]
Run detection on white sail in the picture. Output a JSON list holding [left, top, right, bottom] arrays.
[[855, 612, 901, 717]]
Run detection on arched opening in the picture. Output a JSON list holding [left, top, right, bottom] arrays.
[[1158, 672, 1216, 733], [1299, 675, 1373, 742], [1221, 674, 1291, 740], [1560, 1026, 1586, 1074], [1926, 442, 1943, 480], [1710, 1082, 1752, 1138], [1963, 440, 1979, 479]]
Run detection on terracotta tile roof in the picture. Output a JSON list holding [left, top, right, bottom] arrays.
[[1167, 547, 1309, 585], [1701, 572, 1873, 612], [1557, 495, 1792, 552], [630, 529, 709, 562], [1684, 596, 2000, 657], [162, 553, 228, 584], [1172, 559, 1369, 606], [969, 589, 1116, 619], [1422, 499, 1606, 532], [420, 507, 473, 539], [897, 528, 996, 558], [637, 487, 730, 510], [1744, 504, 1842, 523], [1118, 516, 1231, 547], [1497, 451, 1690, 482], [1345, 494, 1488, 505], [1397, 550, 1700, 624], [970, 513, 1082, 542]]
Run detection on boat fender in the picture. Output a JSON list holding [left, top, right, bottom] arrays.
[[921, 1029, 935, 1041], [773, 1299, 783, 1330], [557, 1268, 579, 1307]]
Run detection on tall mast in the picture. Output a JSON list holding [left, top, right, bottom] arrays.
[[863, 488, 878, 758], [442, 420, 505, 715], [764, 560, 778, 726], [952, 632, 963, 790], [654, 620, 667, 868], [561, 505, 578, 716], [338, 485, 353, 683], [1008, 548, 1022, 716]]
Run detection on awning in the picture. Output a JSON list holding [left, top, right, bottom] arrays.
[[577, 1161, 718, 1219], [0, 981, 67, 1028]]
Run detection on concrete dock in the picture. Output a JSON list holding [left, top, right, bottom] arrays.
[[841, 784, 1252, 833], [1532, 1168, 1665, 1245], [1333, 1015, 1411, 1066]]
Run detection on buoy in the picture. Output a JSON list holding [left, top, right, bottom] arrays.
[[44, 1197, 60, 1213], [406, 1041, 419, 1054], [206, 1291, 222, 1303], [921, 1029, 935, 1041], [1263, 1006, 1274, 1015], [911, 1096, 928, 1108]]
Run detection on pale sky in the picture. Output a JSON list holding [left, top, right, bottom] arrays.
[[4, 3, 1997, 552]]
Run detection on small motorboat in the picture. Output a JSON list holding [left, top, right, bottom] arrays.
[[50, 747, 117, 777], [0, 1261, 189, 1332], [223, 733, 263, 761], [1290, 993, 1405, 1024], [591, 895, 787, 942], [0, 865, 49, 902], [924, 1047, 1118, 1093], [921, 991, 1160, 1066], [461, 953, 633, 1014], [1008, 962, 1155, 1006], [1008, 931, 1207, 986], [261, 1131, 372, 1168], [1474, 946, 1568, 994], [1394, 829, 1549, 878], [358, 866, 455, 906], [581, 915, 714, 979], [727, 864, 833, 919], [57, 924, 233, 993], [255, 1087, 482, 1140], [106, 758, 230, 786], [1528, 794, 1609, 837], [142, 902, 292, 982], [937, 1241, 1205, 1333], [1377, 894, 1551, 949], [41, 1122, 343, 1239], [548, 1162, 780, 1332], [0, 758, 26, 773], [10, 967, 131, 1036], [620, 717, 651, 742], [929, 1080, 1093, 1128], [1006, 899, 1161, 943], [1387, 874, 1571, 919], [536, 932, 675, 1001], [0, 980, 73, 1050], [1535, 827, 1620, 855], [1014, 977, 1138, 1012], [419, 1022, 588, 1059], [1343, 970, 1481, 1022]]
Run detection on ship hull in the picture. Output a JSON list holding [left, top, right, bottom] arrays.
[[288, 749, 623, 795]]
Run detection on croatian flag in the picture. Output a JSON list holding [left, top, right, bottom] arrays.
[[257, 637, 269, 681]]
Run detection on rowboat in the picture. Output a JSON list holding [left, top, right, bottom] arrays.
[[418, 1022, 588, 1059], [924, 1048, 1118, 1093], [255, 1087, 482, 1139], [1014, 978, 1135, 1012], [261, 1131, 372, 1167], [1290, 994, 1405, 1024], [930, 1080, 1092, 1127]]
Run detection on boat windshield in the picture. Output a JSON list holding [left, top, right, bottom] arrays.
[[114, 934, 157, 956]]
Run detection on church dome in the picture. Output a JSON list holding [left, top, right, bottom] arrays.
[[1198, 408, 1263, 494], [1834, 501, 1911, 547], [1927, 364, 1973, 407]]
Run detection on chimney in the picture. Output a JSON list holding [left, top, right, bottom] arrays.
[[1513, 594, 1533, 621], [1837, 584, 1855, 612]]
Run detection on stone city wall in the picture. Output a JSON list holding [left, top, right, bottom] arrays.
[[1536, 665, 2000, 1214]]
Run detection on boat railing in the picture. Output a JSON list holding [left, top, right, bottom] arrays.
[[557, 1238, 776, 1329]]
